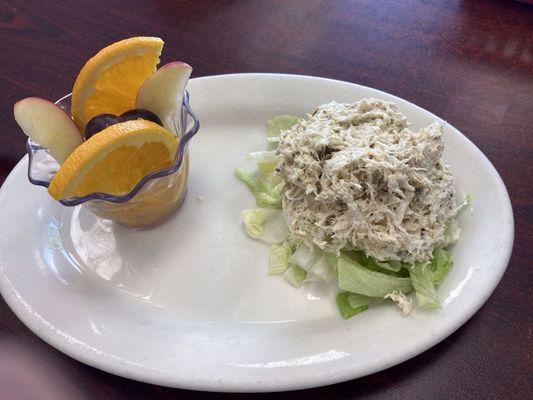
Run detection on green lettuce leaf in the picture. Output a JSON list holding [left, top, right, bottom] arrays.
[[266, 115, 299, 145], [336, 292, 370, 319], [348, 293, 374, 309], [240, 208, 288, 244], [288, 244, 335, 282], [373, 259, 402, 272], [324, 252, 339, 274], [246, 151, 281, 181], [409, 247, 454, 309], [444, 219, 461, 246], [289, 243, 318, 271], [307, 253, 336, 282], [427, 247, 454, 286], [343, 251, 408, 277], [255, 182, 283, 208], [284, 264, 307, 287], [409, 261, 440, 310], [337, 255, 413, 297], [343, 250, 370, 265], [234, 168, 282, 208], [268, 241, 292, 275]]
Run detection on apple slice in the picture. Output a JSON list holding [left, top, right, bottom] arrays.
[[136, 62, 192, 132], [14, 97, 83, 163]]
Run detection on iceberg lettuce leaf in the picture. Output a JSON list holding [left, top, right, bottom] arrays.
[[234, 168, 282, 208], [241, 208, 288, 244], [266, 115, 299, 145], [409, 261, 441, 310], [337, 255, 413, 297], [284, 264, 307, 287], [336, 292, 370, 319], [268, 241, 292, 275]]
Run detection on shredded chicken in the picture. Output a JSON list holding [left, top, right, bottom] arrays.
[[384, 290, 412, 316], [276, 98, 457, 262]]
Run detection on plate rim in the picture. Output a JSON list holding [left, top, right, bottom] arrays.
[[0, 73, 514, 392]]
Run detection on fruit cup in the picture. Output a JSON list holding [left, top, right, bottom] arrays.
[[27, 92, 200, 227]]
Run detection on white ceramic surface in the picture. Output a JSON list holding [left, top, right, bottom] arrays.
[[0, 74, 514, 392]]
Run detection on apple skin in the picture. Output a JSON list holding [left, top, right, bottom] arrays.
[[14, 97, 83, 163], [159, 61, 191, 70], [136, 62, 192, 132]]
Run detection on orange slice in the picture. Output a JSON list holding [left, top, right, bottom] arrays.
[[48, 120, 178, 200], [71, 37, 164, 130]]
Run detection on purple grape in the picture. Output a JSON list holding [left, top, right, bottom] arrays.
[[120, 109, 162, 126], [85, 114, 121, 139]]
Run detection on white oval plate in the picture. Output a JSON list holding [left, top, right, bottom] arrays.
[[0, 74, 513, 392]]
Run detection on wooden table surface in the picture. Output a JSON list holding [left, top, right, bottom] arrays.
[[1, 0, 532, 398]]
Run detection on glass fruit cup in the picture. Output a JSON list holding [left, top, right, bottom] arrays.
[[27, 92, 200, 228]]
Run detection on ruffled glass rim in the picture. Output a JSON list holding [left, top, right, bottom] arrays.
[[26, 91, 200, 206]]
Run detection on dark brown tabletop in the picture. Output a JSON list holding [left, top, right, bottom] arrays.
[[1, 0, 532, 399]]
